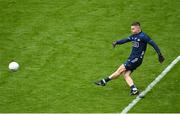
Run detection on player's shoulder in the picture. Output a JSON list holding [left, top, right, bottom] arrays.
[[139, 31, 150, 39], [128, 34, 133, 40], [128, 31, 150, 40], [139, 31, 148, 37]]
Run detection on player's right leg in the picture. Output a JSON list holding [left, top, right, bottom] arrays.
[[95, 64, 126, 86], [123, 70, 139, 95]]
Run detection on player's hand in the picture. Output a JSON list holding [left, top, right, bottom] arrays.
[[112, 41, 117, 48], [158, 54, 165, 63]]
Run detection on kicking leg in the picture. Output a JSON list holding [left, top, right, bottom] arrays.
[[108, 64, 126, 79], [123, 70, 139, 95], [95, 64, 126, 86]]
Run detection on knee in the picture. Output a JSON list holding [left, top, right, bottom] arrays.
[[123, 73, 131, 80], [115, 69, 123, 76], [123, 74, 128, 80]]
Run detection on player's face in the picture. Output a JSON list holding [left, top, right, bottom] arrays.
[[131, 25, 141, 34]]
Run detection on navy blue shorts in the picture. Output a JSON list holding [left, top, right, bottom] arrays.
[[124, 58, 142, 71]]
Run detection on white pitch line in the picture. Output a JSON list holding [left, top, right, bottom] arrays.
[[121, 55, 180, 114]]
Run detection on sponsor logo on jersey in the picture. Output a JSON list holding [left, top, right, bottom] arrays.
[[132, 41, 139, 48]]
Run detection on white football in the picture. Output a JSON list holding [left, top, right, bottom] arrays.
[[9, 62, 19, 71]]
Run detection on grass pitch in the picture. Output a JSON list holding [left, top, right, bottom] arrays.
[[0, 0, 180, 112]]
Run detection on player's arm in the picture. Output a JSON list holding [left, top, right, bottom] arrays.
[[112, 38, 131, 48], [144, 36, 165, 63]]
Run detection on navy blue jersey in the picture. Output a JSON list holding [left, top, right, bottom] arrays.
[[116, 31, 161, 60]]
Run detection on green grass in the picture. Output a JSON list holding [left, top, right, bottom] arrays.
[[0, 0, 180, 112], [130, 62, 180, 113]]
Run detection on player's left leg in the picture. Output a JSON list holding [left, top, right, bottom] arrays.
[[123, 70, 139, 95], [95, 64, 126, 86]]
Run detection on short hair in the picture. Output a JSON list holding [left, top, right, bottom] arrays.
[[131, 21, 140, 26]]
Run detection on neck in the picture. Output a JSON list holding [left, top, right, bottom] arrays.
[[135, 30, 142, 35]]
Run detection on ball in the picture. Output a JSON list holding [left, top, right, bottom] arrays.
[[8, 62, 19, 71]]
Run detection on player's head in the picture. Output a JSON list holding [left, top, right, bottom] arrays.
[[131, 21, 141, 34]]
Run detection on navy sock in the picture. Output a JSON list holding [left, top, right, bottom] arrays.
[[130, 85, 136, 90], [104, 77, 111, 83]]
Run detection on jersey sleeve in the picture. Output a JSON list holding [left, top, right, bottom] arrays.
[[143, 35, 161, 55], [116, 37, 131, 45]]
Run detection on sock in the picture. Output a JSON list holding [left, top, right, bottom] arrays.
[[130, 85, 137, 90], [103, 77, 111, 83]]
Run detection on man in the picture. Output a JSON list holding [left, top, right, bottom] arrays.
[[95, 22, 165, 95]]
